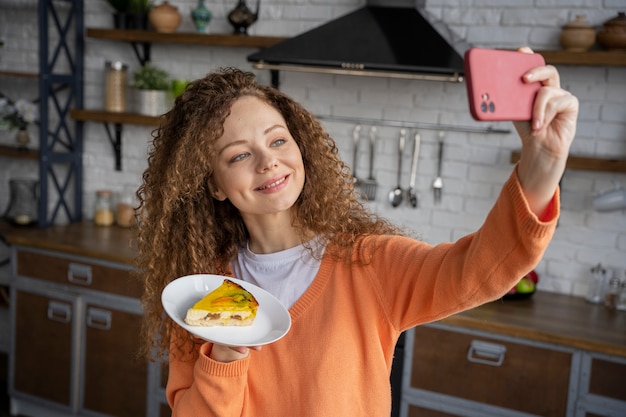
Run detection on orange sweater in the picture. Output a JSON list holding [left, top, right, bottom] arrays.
[[167, 170, 559, 416]]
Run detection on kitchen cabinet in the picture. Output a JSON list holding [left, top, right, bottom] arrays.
[[7, 244, 165, 417], [404, 324, 576, 417], [400, 292, 626, 417]]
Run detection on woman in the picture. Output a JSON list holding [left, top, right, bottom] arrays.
[[136, 55, 578, 416]]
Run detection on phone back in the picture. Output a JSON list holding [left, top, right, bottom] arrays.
[[464, 48, 545, 121]]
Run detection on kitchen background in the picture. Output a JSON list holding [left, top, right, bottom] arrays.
[[0, 0, 625, 302]]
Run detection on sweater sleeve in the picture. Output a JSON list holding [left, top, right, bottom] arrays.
[[365, 167, 559, 331], [167, 340, 251, 417]]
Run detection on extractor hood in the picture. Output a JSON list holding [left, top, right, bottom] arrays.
[[248, 2, 466, 83]]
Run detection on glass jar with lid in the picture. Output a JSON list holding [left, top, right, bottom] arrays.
[[94, 190, 114, 226]]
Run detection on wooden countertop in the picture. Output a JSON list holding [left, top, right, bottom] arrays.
[[1, 221, 625, 358], [442, 291, 626, 358], [0, 221, 136, 264]]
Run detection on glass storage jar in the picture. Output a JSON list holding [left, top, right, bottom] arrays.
[[94, 190, 114, 226], [105, 61, 128, 112]]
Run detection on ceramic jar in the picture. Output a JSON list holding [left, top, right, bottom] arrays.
[[148, 1, 182, 33], [559, 15, 596, 52], [597, 12, 626, 51]]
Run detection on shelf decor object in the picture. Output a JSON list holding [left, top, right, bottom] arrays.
[[559, 15, 596, 52], [148, 1, 182, 33], [191, 0, 212, 33], [227, 0, 260, 35], [597, 12, 626, 51]]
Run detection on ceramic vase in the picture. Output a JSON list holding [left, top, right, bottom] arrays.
[[559, 15, 596, 52], [597, 12, 626, 51], [148, 1, 182, 33], [191, 0, 212, 33], [227, 0, 260, 35]]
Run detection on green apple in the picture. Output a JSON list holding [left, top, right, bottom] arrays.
[[516, 277, 535, 294]]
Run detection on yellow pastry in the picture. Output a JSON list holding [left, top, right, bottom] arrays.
[[184, 279, 258, 326]]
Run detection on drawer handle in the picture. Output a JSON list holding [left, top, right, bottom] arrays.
[[467, 340, 506, 367], [67, 263, 93, 286], [87, 308, 112, 330], [47, 301, 71, 323]]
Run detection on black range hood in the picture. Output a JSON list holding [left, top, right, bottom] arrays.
[[248, 3, 466, 83]]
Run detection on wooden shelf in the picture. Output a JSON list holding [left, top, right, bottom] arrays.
[[86, 28, 287, 49], [70, 109, 159, 126], [0, 144, 38, 160], [0, 70, 39, 79], [536, 50, 626, 67], [510, 151, 626, 173]]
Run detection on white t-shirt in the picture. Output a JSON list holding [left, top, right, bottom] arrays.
[[230, 239, 325, 308]]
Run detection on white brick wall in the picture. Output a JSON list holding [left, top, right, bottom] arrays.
[[0, 0, 625, 298]]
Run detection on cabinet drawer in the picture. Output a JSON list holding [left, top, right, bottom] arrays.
[[16, 249, 142, 298], [411, 326, 572, 417]]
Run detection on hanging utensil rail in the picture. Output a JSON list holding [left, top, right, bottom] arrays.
[[316, 114, 510, 135]]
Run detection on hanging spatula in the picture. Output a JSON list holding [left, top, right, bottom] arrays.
[[361, 126, 378, 201]]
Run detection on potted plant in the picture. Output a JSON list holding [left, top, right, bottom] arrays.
[[132, 63, 171, 116], [106, 0, 153, 29]]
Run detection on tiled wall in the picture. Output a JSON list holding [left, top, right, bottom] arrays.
[[1, 0, 625, 297]]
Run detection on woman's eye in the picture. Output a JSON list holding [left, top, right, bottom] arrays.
[[271, 138, 286, 147], [230, 152, 249, 163]]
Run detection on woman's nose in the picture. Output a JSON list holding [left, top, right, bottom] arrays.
[[256, 151, 278, 172]]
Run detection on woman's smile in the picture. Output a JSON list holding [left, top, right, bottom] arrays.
[[255, 175, 289, 192]]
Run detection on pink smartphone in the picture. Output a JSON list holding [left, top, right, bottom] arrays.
[[464, 48, 545, 121]]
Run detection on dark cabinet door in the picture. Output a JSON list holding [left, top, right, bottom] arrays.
[[82, 303, 148, 417], [13, 290, 74, 407]]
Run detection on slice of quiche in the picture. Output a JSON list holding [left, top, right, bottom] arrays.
[[184, 279, 259, 327]]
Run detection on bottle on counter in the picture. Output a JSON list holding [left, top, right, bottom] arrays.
[[586, 263, 609, 304], [94, 190, 114, 226], [617, 274, 626, 311], [604, 276, 620, 310]]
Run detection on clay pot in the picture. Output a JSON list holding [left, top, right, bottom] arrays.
[[148, 1, 182, 33], [597, 12, 626, 51], [559, 15, 596, 52]]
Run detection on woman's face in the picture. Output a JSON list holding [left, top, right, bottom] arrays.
[[211, 96, 305, 220]]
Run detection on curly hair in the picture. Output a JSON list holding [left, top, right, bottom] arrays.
[[136, 67, 403, 361]]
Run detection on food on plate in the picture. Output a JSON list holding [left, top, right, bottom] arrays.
[[184, 279, 259, 326]]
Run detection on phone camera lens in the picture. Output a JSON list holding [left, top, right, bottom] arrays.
[[481, 102, 488, 112], [489, 102, 495, 113]]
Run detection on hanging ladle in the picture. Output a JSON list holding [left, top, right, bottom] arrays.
[[389, 128, 407, 207]]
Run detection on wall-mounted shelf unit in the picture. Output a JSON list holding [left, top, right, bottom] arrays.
[[536, 50, 626, 67], [0, 70, 39, 79], [76, 29, 287, 169], [0, 145, 38, 161], [510, 151, 626, 173], [86, 28, 286, 65]]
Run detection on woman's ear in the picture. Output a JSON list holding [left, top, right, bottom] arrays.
[[207, 179, 227, 201]]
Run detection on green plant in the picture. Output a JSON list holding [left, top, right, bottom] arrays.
[[132, 63, 170, 90], [128, 0, 152, 13], [106, 0, 128, 13], [106, 0, 152, 14]]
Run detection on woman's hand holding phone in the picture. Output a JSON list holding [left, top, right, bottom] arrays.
[[513, 47, 579, 219]]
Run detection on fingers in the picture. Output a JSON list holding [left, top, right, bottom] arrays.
[[209, 343, 263, 362], [531, 86, 578, 135]]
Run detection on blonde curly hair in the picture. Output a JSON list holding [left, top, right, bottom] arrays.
[[136, 67, 403, 361]]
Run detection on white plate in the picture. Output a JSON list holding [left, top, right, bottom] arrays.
[[162, 274, 291, 347]]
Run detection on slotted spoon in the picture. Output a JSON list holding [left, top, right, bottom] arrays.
[[361, 126, 378, 201]]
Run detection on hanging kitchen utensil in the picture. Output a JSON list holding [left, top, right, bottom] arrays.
[[407, 131, 420, 208], [388, 128, 406, 207], [361, 126, 378, 201], [351, 125, 363, 196], [432, 131, 444, 204]]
